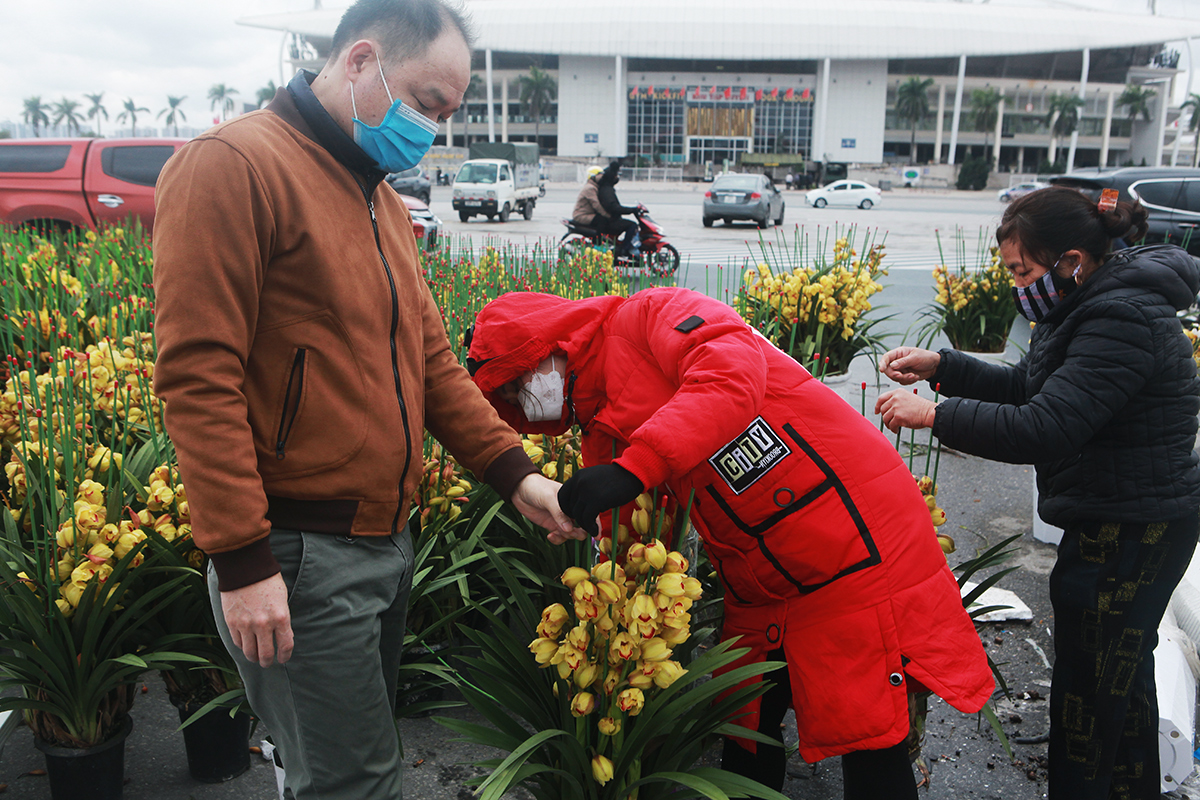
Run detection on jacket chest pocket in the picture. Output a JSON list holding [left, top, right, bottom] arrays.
[[698, 420, 881, 597]]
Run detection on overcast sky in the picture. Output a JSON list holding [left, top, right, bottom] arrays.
[[0, 0, 318, 133], [6, 0, 1200, 136]]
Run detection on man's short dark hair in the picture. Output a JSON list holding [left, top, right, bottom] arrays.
[[330, 0, 475, 63]]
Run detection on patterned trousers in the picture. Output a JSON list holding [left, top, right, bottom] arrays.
[[1048, 511, 1199, 800]]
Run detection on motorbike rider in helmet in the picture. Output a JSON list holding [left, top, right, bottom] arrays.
[[571, 161, 641, 258]]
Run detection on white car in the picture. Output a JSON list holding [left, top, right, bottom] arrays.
[[997, 181, 1049, 203], [805, 180, 882, 209]]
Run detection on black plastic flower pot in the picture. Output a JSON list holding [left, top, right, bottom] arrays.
[[34, 715, 132, 800], [177, 703, 251, 783]]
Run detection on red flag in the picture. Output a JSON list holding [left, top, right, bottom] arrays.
[[801, 88, 811, 100], [693, 87, 702, 99], [629, 87, 638, 100], [724, 87, 732, 99], [785, 88, 794, 100], [755, 89, 763, 101], [770, 88, 779, 99], [739, 87, 747, 100], [647, 86, 654, 97]]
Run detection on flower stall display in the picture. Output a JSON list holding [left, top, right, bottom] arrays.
[[440, 487, 788, 800], [735, 227, 889, 377], [915, 228, 1016, 353], [0, 227, 207, 797]]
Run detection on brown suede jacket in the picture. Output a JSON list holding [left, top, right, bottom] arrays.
[[571, 177, 608, 225], [153, 72, 535, 590]]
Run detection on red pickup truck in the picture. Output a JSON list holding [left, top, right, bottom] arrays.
[[0, 137, 188, 234]]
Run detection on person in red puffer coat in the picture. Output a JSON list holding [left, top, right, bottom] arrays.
[[467, 286, 993, 799]]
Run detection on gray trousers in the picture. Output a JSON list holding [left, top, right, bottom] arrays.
[[209, 527, 414, 800]]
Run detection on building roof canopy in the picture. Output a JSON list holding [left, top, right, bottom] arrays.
[[238, 0, 1200, 62]]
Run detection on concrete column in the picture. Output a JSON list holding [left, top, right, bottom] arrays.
[[485, 49, 496, 143], [445, 114, 453, 148], [948, 55, 967, 166], [993, 91, 1005, 170], [814, 58, 832, 162], [501, 77, 509, 143], [614, 55, 623, 155], [1017, 146, 1025, 173], [1173, 39, 1197, 165], [1155, 81, 1170, 166], [1100, 90, 1115, 167], [934, 83, 946, 163], [1067, 47, 1090, 172]]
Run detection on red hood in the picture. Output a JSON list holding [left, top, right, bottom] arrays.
[[468, 292, 625, 433]]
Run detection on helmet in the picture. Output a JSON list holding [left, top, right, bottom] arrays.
[[587, 166, 603, 178]]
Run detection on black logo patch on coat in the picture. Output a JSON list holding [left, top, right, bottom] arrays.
[[708, 417, 790, 494]]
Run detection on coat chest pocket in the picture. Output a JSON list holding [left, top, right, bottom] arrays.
[[700, 419, 882, 596]]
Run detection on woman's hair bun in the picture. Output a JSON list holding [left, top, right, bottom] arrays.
[[1098, 201, 1148, 243]]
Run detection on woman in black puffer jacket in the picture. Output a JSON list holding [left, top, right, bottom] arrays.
[[875, 186, 1200, 800]]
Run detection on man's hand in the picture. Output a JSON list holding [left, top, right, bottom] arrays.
[[875, 389, 938, 433], [220, 573, 294, 668], [512, 473, 589, 544], [557, 464, 644, 536], [878, 346, 941, 385]]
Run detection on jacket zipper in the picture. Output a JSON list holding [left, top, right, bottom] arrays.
[[275, 348, 307, 459], [357, 181, 414, 534]]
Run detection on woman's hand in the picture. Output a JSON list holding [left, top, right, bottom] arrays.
[[878, 347, 940, 385], [875, 389, 938, 433]]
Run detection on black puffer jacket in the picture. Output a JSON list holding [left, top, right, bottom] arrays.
[[597, 163, 637, 217], [931, 244, 1200, 526]]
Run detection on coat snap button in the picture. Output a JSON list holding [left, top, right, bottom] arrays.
[[888, 672, 903, 686]]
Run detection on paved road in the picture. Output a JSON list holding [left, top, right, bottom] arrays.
[[429, 183, 1009, 349]]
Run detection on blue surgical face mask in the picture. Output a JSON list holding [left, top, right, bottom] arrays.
[[350, 55, 439, 173]]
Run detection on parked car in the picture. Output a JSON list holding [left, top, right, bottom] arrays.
[[1051, 167, 1200, 255], [0, 137, 188, 234], [702, 173, 785, 228], [386, 166, 431, 204], [805, 179, 882, 209], [997, 181, 1048, 203], [401, 194, 441, 248]]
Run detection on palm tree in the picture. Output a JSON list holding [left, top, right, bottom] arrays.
[[970, 87, 1003, 152], [894, 77, 935, 165], [1045, 93, 1085, 166], [22, 96, 50, 137], [115, 98, 150, 137], [51, 98, 84, 136], [1117, 84, 1155, 123], [255, 80, 278, 109], [158, 95, 188, 136], [461, 73, 483, 146], [208, 84, 240, 121], [1181, 92, 1200, 168], [84, 93, 108, 137], [518, 65, 558, 146]]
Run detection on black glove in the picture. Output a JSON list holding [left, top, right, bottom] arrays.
[[557, 464, 644, 535]]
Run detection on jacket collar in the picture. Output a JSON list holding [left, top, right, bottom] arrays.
[[272, 70, 387, 192]]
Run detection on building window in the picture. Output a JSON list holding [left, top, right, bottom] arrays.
[[626, 85, 813, 165]]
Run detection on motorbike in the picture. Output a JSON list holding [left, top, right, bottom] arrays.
[[559, 204, 680, 276]]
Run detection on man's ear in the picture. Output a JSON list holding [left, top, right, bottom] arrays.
[[343, 40, 379, 81]]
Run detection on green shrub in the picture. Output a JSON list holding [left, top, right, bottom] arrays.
[[956, 155, 990, 191]]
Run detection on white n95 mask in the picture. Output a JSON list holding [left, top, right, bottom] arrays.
[[519, 358, 565, 422]]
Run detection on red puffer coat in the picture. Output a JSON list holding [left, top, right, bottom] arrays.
[[469, 287, 993, 761]]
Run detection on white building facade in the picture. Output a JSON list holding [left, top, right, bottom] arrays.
[[239, 0, 1200, 173]]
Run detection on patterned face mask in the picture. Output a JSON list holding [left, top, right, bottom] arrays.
[[1011, 258, 1077, 322]]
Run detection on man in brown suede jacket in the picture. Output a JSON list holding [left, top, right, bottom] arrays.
[[152, 1, 584, 797]]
